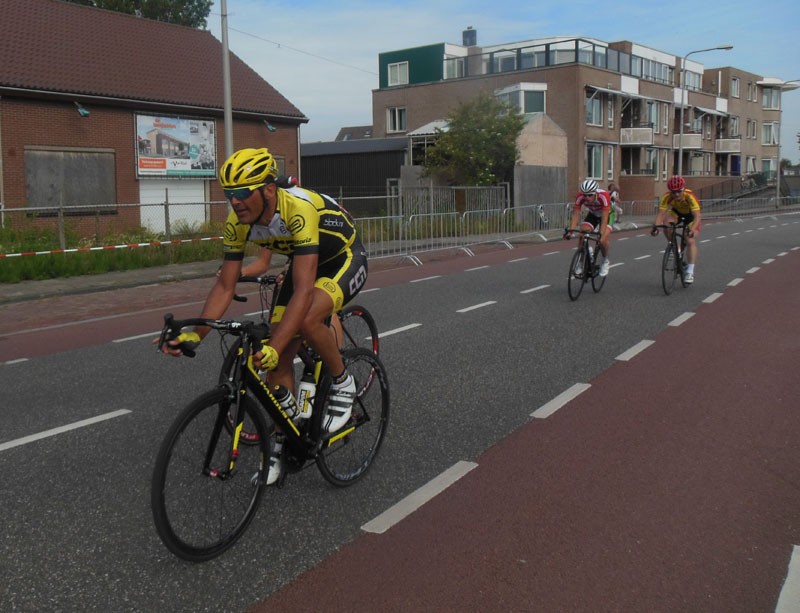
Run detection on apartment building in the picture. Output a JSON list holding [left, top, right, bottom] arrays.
[[372, 29, 790, 201]]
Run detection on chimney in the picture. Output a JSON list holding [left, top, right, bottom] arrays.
[[462, 26, 477, 47]]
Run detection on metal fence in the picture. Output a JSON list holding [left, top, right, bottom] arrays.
[[3, 195, 799, 262]]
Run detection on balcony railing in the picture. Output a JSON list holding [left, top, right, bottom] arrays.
[[673, 133, 702, 150], [715, 138, 741, 153], [620, 127, 654, 146]]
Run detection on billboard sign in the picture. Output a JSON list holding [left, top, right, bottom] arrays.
[[135, 114, 217, 178]]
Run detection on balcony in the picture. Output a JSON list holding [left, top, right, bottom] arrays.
[[715, 138, 741, 153], [673, 133, 702, 150], [620, 127, 654, 146]]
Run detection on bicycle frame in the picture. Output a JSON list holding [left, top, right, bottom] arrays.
[[655, 222, 689, 294], [565, 228, 604, 301]]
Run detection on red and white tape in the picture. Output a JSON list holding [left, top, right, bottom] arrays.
[[0, 236, 223, 258]]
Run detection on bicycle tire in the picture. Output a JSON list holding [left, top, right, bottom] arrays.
[[316, 348, 390, 487], [661, 242, 678, 295], [151, 389, 270, 562], [567, 248, 588, 301], [679, 245, 689, 288], [339, 304, 379, 356], [591, 263, 606, 293], [339, 304, 379, 396]]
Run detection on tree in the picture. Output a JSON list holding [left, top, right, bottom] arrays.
[[65, 0, 213, 29], [421, 92, 526, 186]]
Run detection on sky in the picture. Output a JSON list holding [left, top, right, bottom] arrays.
[[208, 0, 800, 163]]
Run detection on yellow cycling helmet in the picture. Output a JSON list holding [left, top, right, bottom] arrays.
[[218, 148, 278, 188]]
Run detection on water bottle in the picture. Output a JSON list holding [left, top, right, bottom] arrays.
[[295, 370, 316, 420], [273, 385, 298, 420], [587, 244, 594, 260]]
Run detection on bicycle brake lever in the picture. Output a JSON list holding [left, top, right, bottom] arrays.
[[233, 294, 248, 303]]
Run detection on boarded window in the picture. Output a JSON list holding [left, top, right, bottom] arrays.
[[25, 149, 115, 207]]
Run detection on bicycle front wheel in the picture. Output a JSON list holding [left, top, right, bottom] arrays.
[[591, 261, 606, 293], [661, 243, 678, 295], [151, 389, 270, 562], [316, 348, 390, 487], [567, 248, 588, 301]]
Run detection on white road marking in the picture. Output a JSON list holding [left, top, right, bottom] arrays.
[[362, 460, 478, 534], [703, 293, 723, 304], [465, 265, 490, 272], [521, 285, 549, 294], [635, 255, 651, 260], [776, 545, 800, 613], [114, 331, 159, 343], [509, 257, 528, 263], [2, 358, 29, 365], [0, 410, 131, 452], [532, 383, 591, 419], [763, 258, 775, 265], [457, 301, 496, 313], [410, 275, 441, 283], [379, 323, 422, 337], [728, 278, 744, 286], [668, 312, 695, 327], [747, 267, 761, 274], [616, 340, 654, 361]]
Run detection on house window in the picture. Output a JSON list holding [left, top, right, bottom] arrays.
[[388, 62, 409, 87], [606, 145, 614, 181], [387, 107, 407, 133], [761, 122, 778, 145], [585, 92, 602, 126], [747, 82, 755, 101], [495, 84, 546, 115], [762, 87, 780, 110], [524, 90, 545, 113], [662, 103, 669, 133], [662, 150, 668, 180], [444, 57, 465, 80], [746, 119, 757, 139], [746, 156, 757, 173], [731, 77, 740, 98], [586, 143, 603, 178]]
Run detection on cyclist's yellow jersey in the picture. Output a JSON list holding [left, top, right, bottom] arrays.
[[223, 187, 357, 263], [659, 188, 701, 215]]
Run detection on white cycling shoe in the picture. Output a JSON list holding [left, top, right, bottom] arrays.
[[324, 373, 355, 432]]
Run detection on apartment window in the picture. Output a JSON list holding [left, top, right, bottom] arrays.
[[662, 150, 669, 180], [607, 95, 614, 129], [586, 143, 603, 178], [747, 82, 755, 101], [646, 101, 659, 132], [585, 92, 602, 126], [444, 57, 465, 80], [729, 116, 740, 137], [746, 156, 757, 173], [684, 71, 701, 91], [388, 62, 409, 87], [762, 87, 780, 110], [606, 145, 614, 181], [387, 107, 407, 133], [761, 122, 778, 145], [496, 84, 546, 115], [662, 103, 670, 133], [645, 148, 658, 175], [731, 77, 740, 98]]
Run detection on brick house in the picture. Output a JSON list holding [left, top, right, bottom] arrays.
[[0, 0, 306, 235]]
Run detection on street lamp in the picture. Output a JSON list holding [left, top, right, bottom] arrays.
[[677, 45, 733, 177], [776, 79, 800, 203]]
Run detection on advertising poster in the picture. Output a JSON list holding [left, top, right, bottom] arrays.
[[135, 114, 217, 178]]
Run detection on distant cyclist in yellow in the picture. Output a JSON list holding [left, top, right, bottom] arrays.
[[162, 148, 367, 484], [651, 175, 702, 284]]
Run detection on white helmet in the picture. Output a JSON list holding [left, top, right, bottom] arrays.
[[580, 179, 599, 195]]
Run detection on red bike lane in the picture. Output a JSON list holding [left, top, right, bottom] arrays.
[[253, 250, 800, 612]]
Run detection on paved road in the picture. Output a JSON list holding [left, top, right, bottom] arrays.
[[1, 216, 799, 611], [255, 240, 800, 612]]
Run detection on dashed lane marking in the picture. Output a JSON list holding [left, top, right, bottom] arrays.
[[532, 383, 591, 419], [728, 278, 744, 286], [776, 545, 800, 613], [410, 275, 441, 283], [616, 340, 654, 361], [521, 285, 549, 294], [703, 293, 723, 304], [457, 301, 496, 313], [362, 460, 478, 534], [379, 323, 422, 338], [0, 410, 131, 452], [668, 312, 695, 327]]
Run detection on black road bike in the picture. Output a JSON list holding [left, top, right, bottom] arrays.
[[565, 228, 606, 301], [151, 312, 389, 562], [654, 222, 690, 295]]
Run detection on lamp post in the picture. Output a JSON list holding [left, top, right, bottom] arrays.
[[677, 45, 733, 177], [776, 79, 800, 204]]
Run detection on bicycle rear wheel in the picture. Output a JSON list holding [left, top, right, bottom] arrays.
[[339, 304, 379, 355], [567, 248, 588, 301], [151, 389, 269, 562], [661, 243, 678, 295], [316, 348, 390, 487]]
